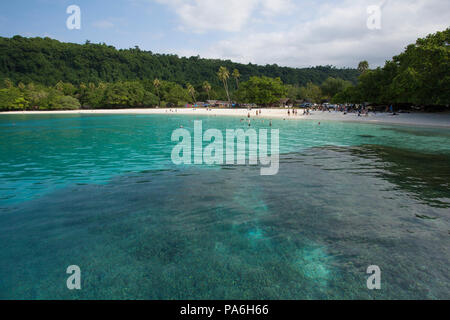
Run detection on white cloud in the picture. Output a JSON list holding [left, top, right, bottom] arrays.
[[202, 0, 450, 67], [259, 0, 294, 16], [154, 0, 293, 32], [93, 20, 115, 29], [152, 0, 449, 67]]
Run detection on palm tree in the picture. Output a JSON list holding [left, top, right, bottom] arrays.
[[98, 82, 107, 90], [203, 81, 212, 101], [358, 61, 369, 74], [217, 66, 231, 105], [187, 83, 196, 104], [55, 81, 64, 92], [153, 78, 161, 107], [232, 69, 240, 89], [4, 79, 13, 89]]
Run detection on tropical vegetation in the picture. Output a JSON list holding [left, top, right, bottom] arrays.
[[0, 28, 448, 111]]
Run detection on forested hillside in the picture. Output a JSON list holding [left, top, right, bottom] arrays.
[[0, 29, 447, 111], [333, 28, 449, 107], [0, 36, 358, 87]]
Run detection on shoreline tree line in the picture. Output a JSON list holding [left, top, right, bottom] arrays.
[[0, 28, 448, 111]]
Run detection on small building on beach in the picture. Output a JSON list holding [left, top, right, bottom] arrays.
[[207, 100, 231, 108]]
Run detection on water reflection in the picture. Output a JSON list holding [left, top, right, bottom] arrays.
[[310, 144, 450, 208]]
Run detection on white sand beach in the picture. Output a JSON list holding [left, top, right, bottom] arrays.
[[2, 108, 450, 128]]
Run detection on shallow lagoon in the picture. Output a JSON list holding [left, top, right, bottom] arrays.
[[0, 114, 449, 299]]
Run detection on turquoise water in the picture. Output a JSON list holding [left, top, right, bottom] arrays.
[[0, 114, 449, 299]]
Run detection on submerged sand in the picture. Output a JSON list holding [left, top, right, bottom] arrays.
[[2, 108, 450, 128]]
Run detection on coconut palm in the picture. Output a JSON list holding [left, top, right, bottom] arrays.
[[4, 79, 13, 89], [187, 83, 196, 104], [358, 61, 369, 74], [217, 66, 231, 104], [203, 81, 212, 101], [153, 78, 161, 107], [55, 81, 64, 92], [232, 69, 240, 89]]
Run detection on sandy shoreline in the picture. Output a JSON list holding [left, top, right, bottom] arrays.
[[1, 108, 450, 128]]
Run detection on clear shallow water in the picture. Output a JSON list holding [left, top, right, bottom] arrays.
[[0, 114, 449, 299]]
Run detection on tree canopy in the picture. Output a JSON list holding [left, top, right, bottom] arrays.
[[0, 36, 359, 88], [237, 76, 286, 106], [333, 28, 449, 106], [0, 29, 448, 111]]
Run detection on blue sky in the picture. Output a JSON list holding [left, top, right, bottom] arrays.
[[0, 0, 449, 68]]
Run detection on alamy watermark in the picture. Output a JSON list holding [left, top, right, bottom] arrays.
[[171, 121, 279, 176], [367, 5, 381, 30], [66, 265, 81, 290], [66, 5, 81, 30], [366, 265, 381, 290], [367, 0, 389, 30]]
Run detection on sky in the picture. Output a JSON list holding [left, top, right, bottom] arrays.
[[0, 0, 449, 68]]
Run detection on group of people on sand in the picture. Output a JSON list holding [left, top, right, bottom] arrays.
[[246, 109, 263, 117], [357, 108, 370, 117], [287, 109, 297, 116], [286, 109, 311, 116], [247, 109, 263, 119]]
